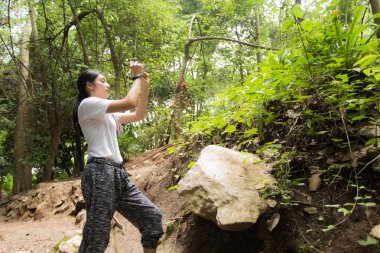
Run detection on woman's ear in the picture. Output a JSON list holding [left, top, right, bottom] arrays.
[[85, 81, 94, 93]]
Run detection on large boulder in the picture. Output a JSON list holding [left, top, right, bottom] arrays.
[[178, 145, 276, 231]]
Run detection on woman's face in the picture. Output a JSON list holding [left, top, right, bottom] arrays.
[[88, 74, 110, 99]]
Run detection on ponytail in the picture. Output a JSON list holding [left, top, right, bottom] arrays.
[[72, 69, 100, 136]]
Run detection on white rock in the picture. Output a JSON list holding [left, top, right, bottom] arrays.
[[58, 242, 76, 253], [58, 234, 82, 253], [370, 224, 380, 239], [178, 145, 276, 231], [64, 229, 82, 238], [67, 234, 82, 247]]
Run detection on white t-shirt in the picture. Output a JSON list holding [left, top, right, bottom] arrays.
[[78, 97, 123, 163]]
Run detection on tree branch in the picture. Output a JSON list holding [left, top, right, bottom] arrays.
[[188, 36, 279, 50], [50, 11, 93, 42]]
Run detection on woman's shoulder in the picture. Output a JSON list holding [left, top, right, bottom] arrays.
[[80, 97, 109, 107], [79, 97, 111, 116], [82, 96, 105, 103]]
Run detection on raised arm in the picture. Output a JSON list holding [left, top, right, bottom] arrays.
[[106, 61, 144, 113], [118, 73, 149, 124]]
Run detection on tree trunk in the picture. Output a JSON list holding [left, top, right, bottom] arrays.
[[173, 42, 191, 139], [43, 97, 63, 181], [95, 9, 121, 98], [73, 134, 84, 177], [67, 0, 90, 66], [13, 17, 33, 193], [234, 27, 244, 83], [255, 6, 262, 66], [370, 0, 380, 38], [67, 0, 91, 177], [29, 0, 63, 182]]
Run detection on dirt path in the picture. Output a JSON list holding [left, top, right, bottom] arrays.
[[0, 147, 184, 253], [0, 216, 77, 253]]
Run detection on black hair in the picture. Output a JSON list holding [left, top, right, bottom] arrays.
[[72, 69, 100, 136]]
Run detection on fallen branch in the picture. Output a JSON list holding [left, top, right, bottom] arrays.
[[123, 144, 173, 169], [356, 153, 380, 175]]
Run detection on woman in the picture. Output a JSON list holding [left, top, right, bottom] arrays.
[[72, 62, 164, 253]]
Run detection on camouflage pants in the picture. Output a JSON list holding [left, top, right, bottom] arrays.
[[78, 157, 164, 253]]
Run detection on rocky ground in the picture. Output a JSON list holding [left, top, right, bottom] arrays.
[[0, 144, 379, 253]]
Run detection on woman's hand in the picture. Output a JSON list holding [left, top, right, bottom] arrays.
[[142, 72, 150, 83], [130, 61, 144, 76]]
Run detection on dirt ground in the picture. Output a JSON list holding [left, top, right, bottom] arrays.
[[0, 146, 379, 253], [0, 146, 184, 253], [0, 216, 77, 253]]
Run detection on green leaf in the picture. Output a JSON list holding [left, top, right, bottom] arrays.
[[358, 202, 376, 207], [166, 185, 178, 191], [281, 18, 295, 31], [265, 114, 276, 125], [338, 207, 352, 216], [351, 115, 368, 121], [224, 125, 236, 134], [247, 117, 253, 127], [357, 235, 378, 246], [166, 147, 178, 154], [366, 138, 380, 145], [187, 162, 196, 169], [324, 204, 341, 208], [322, 225, 336, 232], [212, 117, 227, 129], [372, 13, 380, 20], [354, 55, 378, 69], [292, 4, 303, 18], [336, 74, 348, 83], [244, 128, 258, 137], [300, 20, 314, 31]]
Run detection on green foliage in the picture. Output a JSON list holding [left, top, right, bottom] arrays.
[[357, 235, 379, 247], [118, 106, 172, 159], [187, 4, 379, 154], [0, 130, 13, 191], [1, 174, 13, 193]]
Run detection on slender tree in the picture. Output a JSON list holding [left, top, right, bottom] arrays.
[[66, 0, 91, 177], [370, 0, 380, 38], [95, 9, 122, 99], [29, 0, 63, 182], [13, 17, 33, 193], [67, 0, 90, 66], [255, 5, 262, 66]]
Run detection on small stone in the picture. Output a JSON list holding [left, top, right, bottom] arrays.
[[293, 189, 312, 205], [308, 173, 321, 191], [75, 210, 86, 224], [267, 212, 280, 232], [266, 199, 277, 208], [303, 207, 318, 215], [54, 200, 64, 208], [58, 242, 76, 253], [255, 183, 265, 190], [370, 224, 380, 239], [181, 221, 187, 233]]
